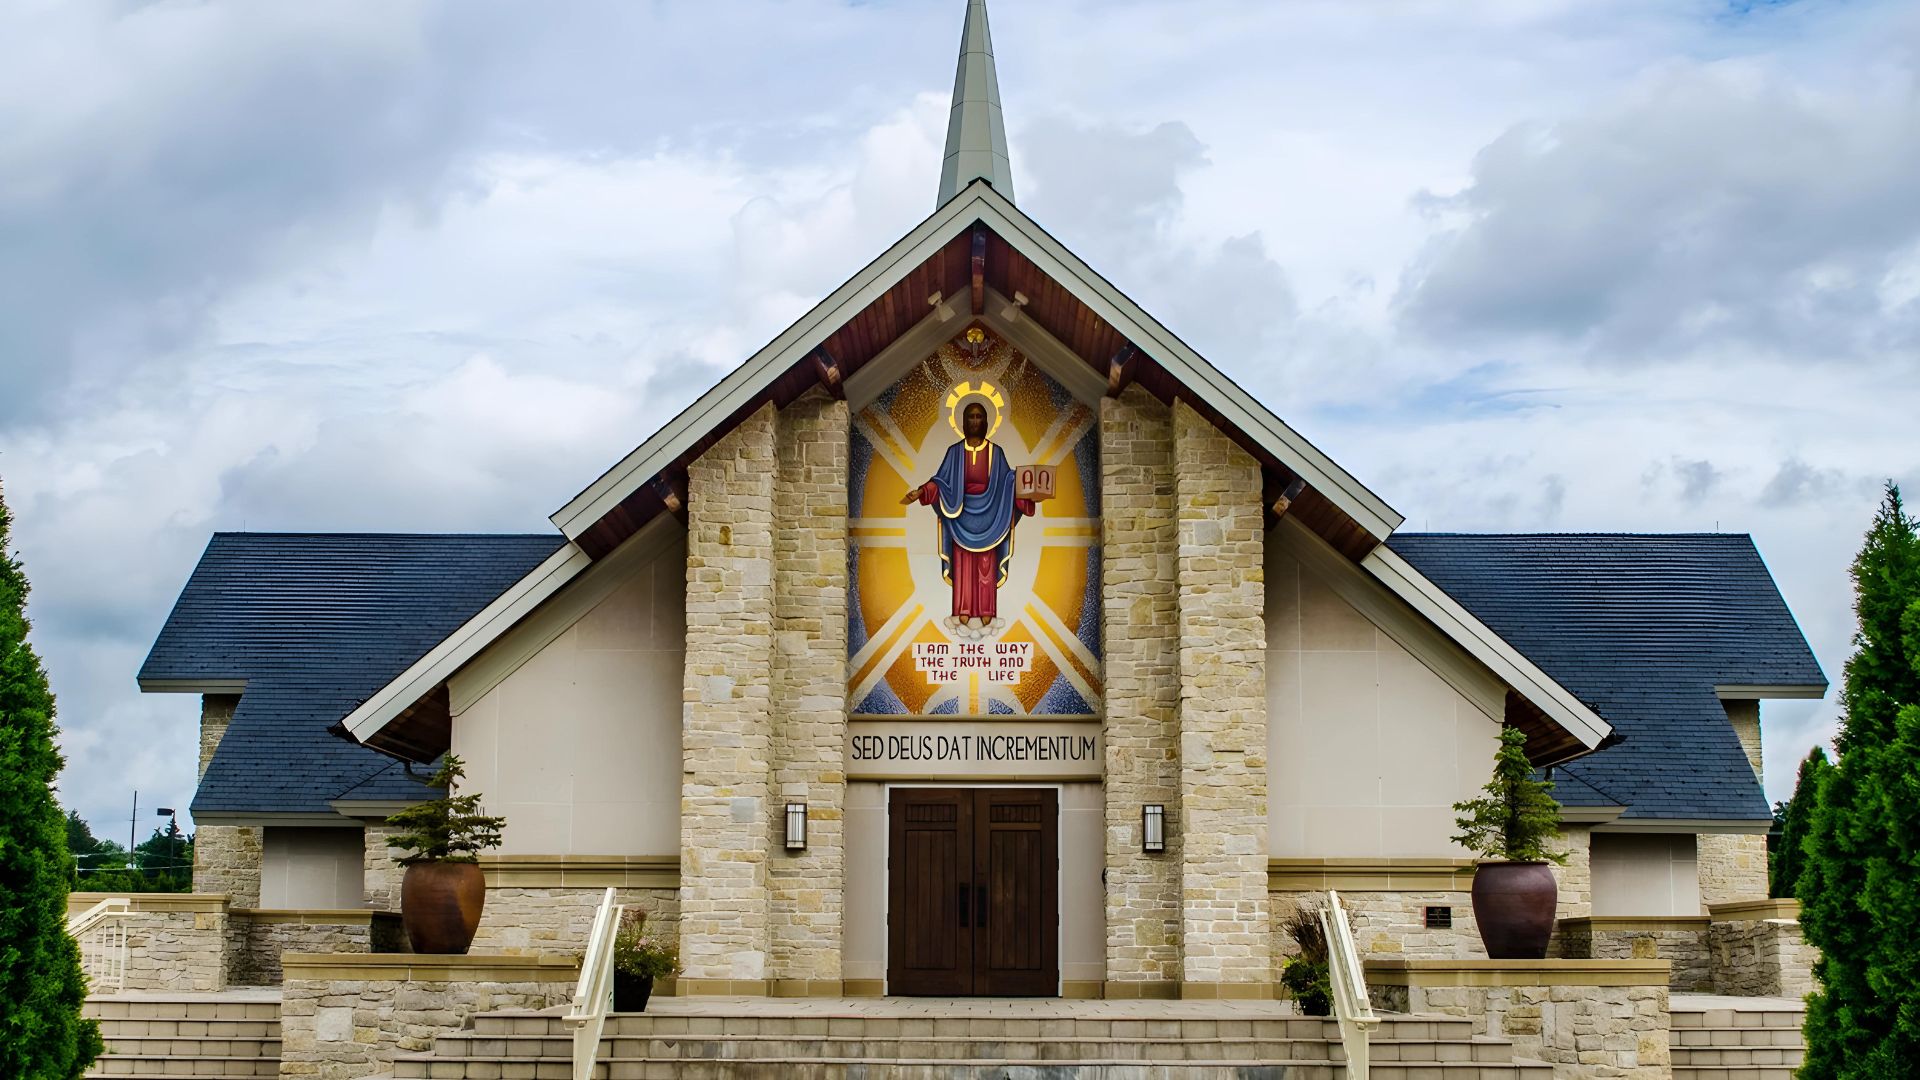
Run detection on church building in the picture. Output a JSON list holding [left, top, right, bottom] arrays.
[[141, 0, 1824, 1006]]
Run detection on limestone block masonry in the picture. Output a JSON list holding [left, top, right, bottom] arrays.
[[679, 402, 779, 993], [279, 954, 576, 1080], [1171, 401, 1270, 995], [1699, 700, 1770, 905], [1100, 388, 1182, 994], [195, 693, 263, 909], [361, 822, 406, 911], [68, 893, 230, 992], [1370, 959, 1672, 1080], [768, 387, 850, 995]]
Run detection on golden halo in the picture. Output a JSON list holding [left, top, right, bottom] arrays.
[[944, 380, 1006, 440]]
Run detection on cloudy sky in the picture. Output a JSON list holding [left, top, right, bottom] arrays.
[[3, 0, 1915, 838]]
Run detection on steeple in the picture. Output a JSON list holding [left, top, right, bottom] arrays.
[[936, 0, 1014, 209]]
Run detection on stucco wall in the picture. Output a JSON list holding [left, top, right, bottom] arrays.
[[451, 529, 686, 857], [1592, 832, 1701, 916], [1265, 534, 1503, 859], [260, 827, 367, 910]]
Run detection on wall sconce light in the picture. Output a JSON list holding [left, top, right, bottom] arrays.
[[785, 802, 809, 852], [1142, 804, 1166, 854]]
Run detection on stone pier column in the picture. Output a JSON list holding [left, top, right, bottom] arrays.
[[192, 693, 263, 909], [1171, 400, 1271, 996], [1100, 387, 1182, 996], [768, 388, 849, 996], [1698, 699, 1769, 905], [680, 403, 778, 994]]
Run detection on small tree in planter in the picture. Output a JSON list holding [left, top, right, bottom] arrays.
[[610, 909, 678, 1012], [1453, 726, 1566, 959], [384, 754, 505, 954]]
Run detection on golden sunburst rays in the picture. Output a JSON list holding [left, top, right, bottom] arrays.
[[848, 327, 1104, 717]]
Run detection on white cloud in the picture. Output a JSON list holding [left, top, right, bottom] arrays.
[[5, 0, 1918, 831]]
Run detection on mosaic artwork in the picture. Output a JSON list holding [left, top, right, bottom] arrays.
[[848, 324, 1102, 716]]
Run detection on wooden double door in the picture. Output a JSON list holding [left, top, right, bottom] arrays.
[[887, 787, 1059, 997]]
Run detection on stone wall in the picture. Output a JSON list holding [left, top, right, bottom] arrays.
[[362, 823, 406, 911], [1708, 900, 1816, 998], [471, 858, 679, 962], [767, 387, 849, 995], [1698, 700, 1770, 905], [679, 403, 779, 993], [69, 893, 229, 992], [1546, 824, 1594, 958], [1171, 401, 1270, 994], [228, 910, 403, 986], [1557, 917, 1712, 992], [194, 694, 264, 909], [1100, 387, 1182, 994], [1272, 889, 1483, 964], [1369, 959, 1672, 1080], [279, 954, 576, 1080]]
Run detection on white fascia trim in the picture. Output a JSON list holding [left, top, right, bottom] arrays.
[[329, 799, 425, 820], [1715, 684, 1828, 700], [341, 542, 591, 743], [1362, 544, 1613, 750], [138, 678, 247, 695], [550, 181, 1403, 544], [966, 190, 1403, 539], [1594, 819, 1772, 835], [550, 191, 989, 538]]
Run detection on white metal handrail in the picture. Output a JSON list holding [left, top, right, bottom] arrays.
[[562, 887, 623, 1080], [67, 897, 137, 993], [1320, 890, 1379, 1080]]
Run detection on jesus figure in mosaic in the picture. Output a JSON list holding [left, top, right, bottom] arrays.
[[901, 396, 1034, 636]]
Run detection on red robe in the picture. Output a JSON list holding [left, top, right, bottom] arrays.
[[917, 443, 1035, 620]]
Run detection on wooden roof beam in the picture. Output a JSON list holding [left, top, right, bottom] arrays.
[[970, 225, 988, 315], [811, 349, 846, 401], [1271, 476, 1307, 518], [1105, 344, 1140, 398]]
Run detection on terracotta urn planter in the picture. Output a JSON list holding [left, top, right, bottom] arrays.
[[613, 972, 655, 1013], [1471, 861, 1558, 959], [401, 861, 486, 954]]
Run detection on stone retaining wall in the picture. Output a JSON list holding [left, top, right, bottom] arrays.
[[279, 953, 578, 1080], [471, 856, 680, 965], [1272, 889, 1482, 964], [228, 909, 405, 986], [1368, 959, 1671, 1080], [1707, 899, 1816, 998], [1557, 916, 1712, 992], [69, 892, 230, 992]]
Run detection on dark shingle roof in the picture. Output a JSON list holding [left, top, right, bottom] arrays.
[[1388, 533, 1826, 822], [141, 533, 565, 816]]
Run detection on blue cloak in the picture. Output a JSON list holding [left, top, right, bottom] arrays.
[[929, 439, 1019, 587]]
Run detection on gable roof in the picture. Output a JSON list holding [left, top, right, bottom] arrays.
[[140, 532, 564, 817], [337, 181, 1617, 762], [1387, 532, 1826, 823]]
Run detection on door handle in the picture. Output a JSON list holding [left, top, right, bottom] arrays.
[[976, 884, 988, 928], [958, 883, 970, 928]]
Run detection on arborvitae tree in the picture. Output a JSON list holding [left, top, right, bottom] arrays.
[[1451, 726, 1567, 864], [1800, 483, 1920, 1078], [0, 487, 102, 1078], [1769, 746, 1829, 898]]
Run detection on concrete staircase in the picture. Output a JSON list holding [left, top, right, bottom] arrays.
[[1669, 995, 1806, 1080], [85, 990, 282, 1079], [391, 998, 1553, 1079]]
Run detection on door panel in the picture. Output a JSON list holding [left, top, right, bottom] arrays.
[[887, 787, 1058, 997], [887, 789, 972, 995], [975, 789, 1058, 996]]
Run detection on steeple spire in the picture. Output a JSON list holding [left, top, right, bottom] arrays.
[[936, 0, 1014, 209]]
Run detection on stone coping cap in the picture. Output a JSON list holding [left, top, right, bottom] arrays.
[[1707, 898, 1800, 922], [230, 908, 401, 925], [1558, 915, 1711, 932], [1366, 958, 1672, 988], [281, 952, 581, 983], [479, 853, 679, 888], [68, 892, 228, 914], [1268, 858, 1476, 891]]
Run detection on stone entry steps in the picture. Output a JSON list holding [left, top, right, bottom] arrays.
[[1669, 995, 1806, 1080], [391, 998, 1554, 1079], [84, 991, 283, 1079]]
